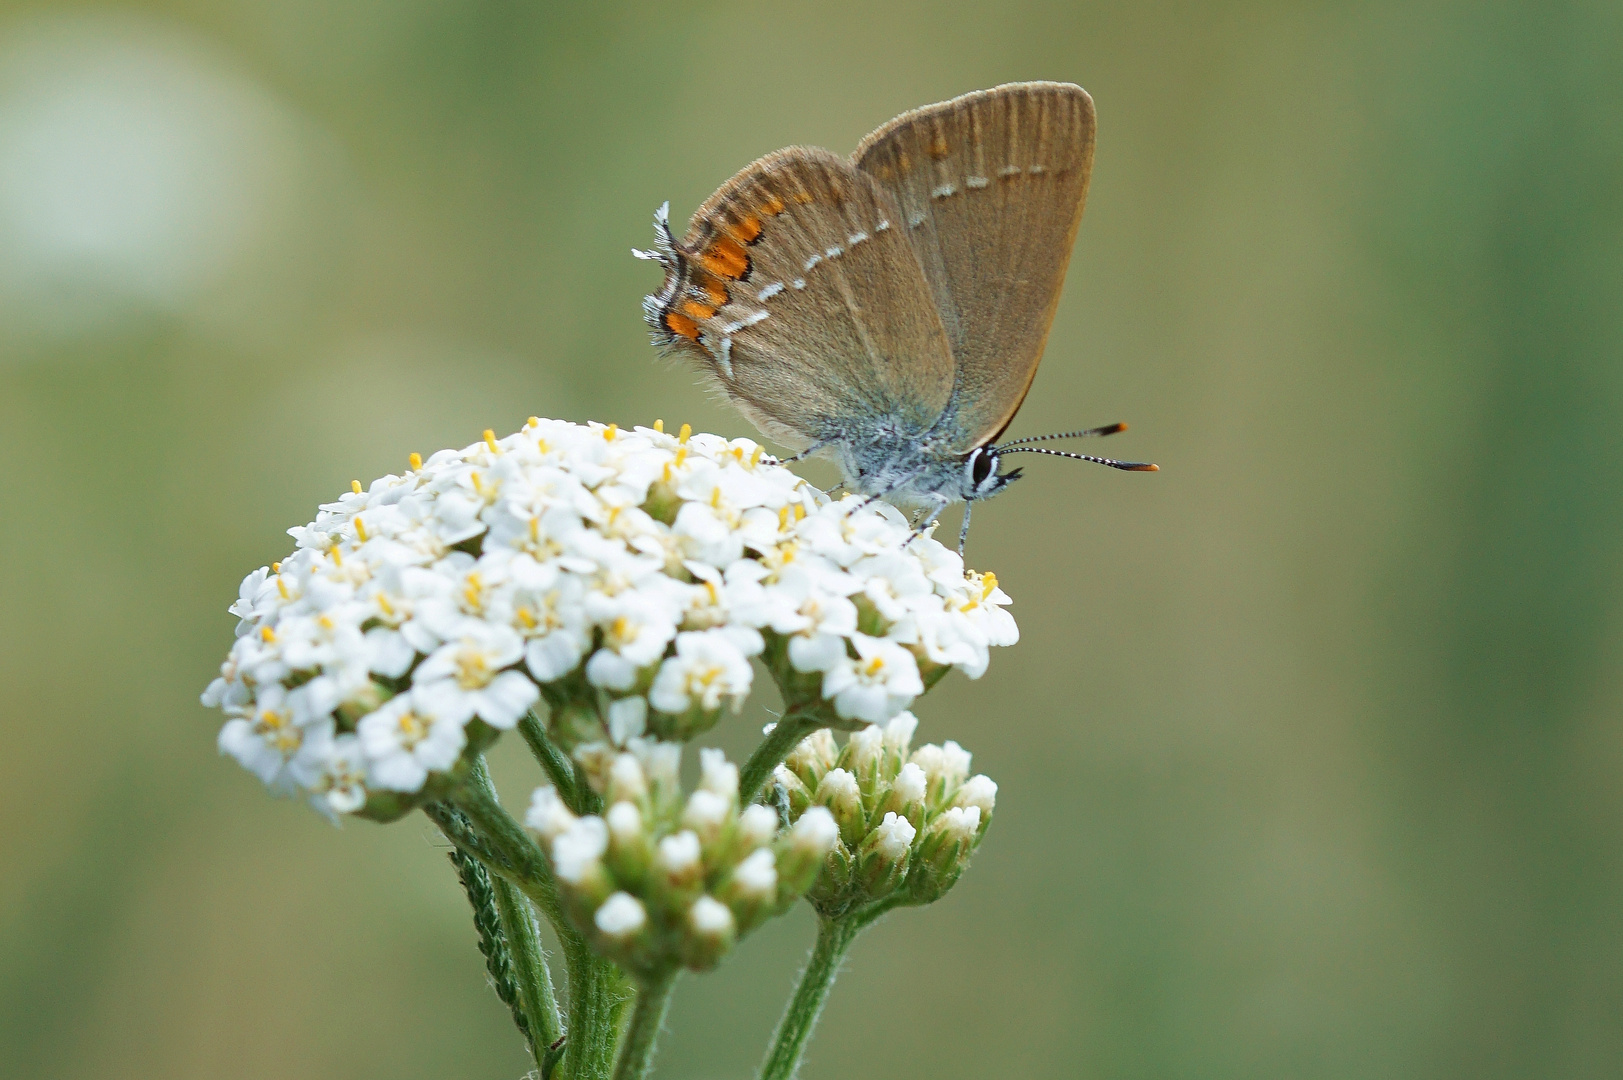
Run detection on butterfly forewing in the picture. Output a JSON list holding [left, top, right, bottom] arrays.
[[853, 82, 1095, 449], [647, 148, 955, 451]]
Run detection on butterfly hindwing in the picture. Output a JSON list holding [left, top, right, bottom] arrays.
[[640, 147, 956, 451], [853, 82, 1096, 449]]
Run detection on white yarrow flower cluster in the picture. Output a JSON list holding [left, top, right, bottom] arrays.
[[772, 715, 997, 914], [202, 419, 1017, 818], [526, 742, 839, 973]]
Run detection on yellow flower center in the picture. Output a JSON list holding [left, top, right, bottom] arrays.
[[395, 710, 428, 748], [455, 649, 492, 689]]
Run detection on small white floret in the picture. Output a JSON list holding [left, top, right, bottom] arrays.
[[954, 774, 997, 815], [732, 848, 779, 898], [526, 785, 577, 846], [605, 800, 643, 844], [790, 806, 839, 853], [551, 817, 609, 884], [738, 803, 779, 847], [657, 830, 702, 875], [935, 804, 980, 841], [689, 895, 735, 938], [873, 811, 917, 859], [594, 892, 647, 938], [892, 762, 927, 804], [698, 747, 739, 796]]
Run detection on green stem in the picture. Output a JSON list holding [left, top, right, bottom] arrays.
[[440, 769, 627, 1080], [563, 938, 628, 1080], [520, 709, 581, 807], [450, 770, 569, 933], [451, 760, 566, 1071], [852, 893, 909, 931], [491, 873, 564, 1063], [758, 916, 862, 1080], [612, 972, 679, 1080], [739, 714, 821, 802]]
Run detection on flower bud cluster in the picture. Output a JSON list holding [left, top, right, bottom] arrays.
[[526, 743, 839, 974], [201, 419, 1017, 819], [771, 714, 995, 916]]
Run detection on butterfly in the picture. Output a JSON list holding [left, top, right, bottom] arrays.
[[634, 81, 1154, 552]]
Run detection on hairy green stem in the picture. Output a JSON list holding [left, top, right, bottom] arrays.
[[444, 761, 629, 1080], [739, 714, 821, 802], [491, 873, 564, 1062], [451, 760, 565, 1069], [519, 710, 581, 807], [563, 939, 628, 1080], [758, 916, 862, 1080], [450, 771, 569, 931], [612, 972, 679, 1080]]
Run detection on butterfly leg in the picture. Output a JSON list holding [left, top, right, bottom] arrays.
[[907, 494, 950, 544], [775, 438, 832, 465], [957, 502, 974, 556]]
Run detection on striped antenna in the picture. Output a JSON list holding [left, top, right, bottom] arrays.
[[996, 446, 1158, 472], [993, 422, 1127, 449]]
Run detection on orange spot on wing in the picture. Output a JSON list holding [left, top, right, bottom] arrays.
[[664, 311, 701, 340], [681, 299, 718, 321], [697, 278, 729, 306], [700, 236, 750, 280], [929, 133, 950, 158], [760, 195, 785, 215], [896, 151, 912, 174], [727, 215, 763, 244], [792, 190, 814, 205]]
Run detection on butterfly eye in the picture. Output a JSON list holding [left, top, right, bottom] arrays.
[[971, 449, 997, 487]]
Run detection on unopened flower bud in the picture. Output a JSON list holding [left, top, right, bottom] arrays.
[[910, 740, 971, 805], [682, 788, 731, 843], [908, 805, 982, 905], [606, 695, 648, 744], [953, 774, 997, 822], [604, 800, 651, 885], [628, 737, 683, 816], [551, 817, 612, 901], [882, 711, 918, 758], [737, 803, 779, 849], [683, 895, 736, 970], [784, 728, 838, 787], [879, 761, 928, 828], [594, 891, 647, 940], [607, 753, 648, 804], [775, 806, 839, 895], [606, 800, 643, 843], [698, 746, 739, 797], [655, 829, 704, 896], [732, 848, 779, 899], [927, 804, 980, 851], [854, 810, 915, 897], [526, 785, 577, 848], [772, 764, 813, 818], [814, 767, 865, 848], [790, 805, 840, 853], [843, 725, 885, 790], [721, 847, 780, 932], [870, 810, 917, 860]]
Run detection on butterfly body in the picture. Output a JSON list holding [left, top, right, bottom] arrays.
[[636, 82, 1149, 547]]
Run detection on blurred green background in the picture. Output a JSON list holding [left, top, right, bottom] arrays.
[[3, 2, 1621, 1077]]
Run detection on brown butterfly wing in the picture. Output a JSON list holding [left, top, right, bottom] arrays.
[[642, 147, 955, 451], [853, 82, 1096, 450]]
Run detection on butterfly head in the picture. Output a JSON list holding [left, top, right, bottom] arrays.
[[963, 445, 1023, 501]]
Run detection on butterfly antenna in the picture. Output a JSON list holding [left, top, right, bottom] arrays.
[[997, 446, 1159, 471], [994, 422, 1128, 449]]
